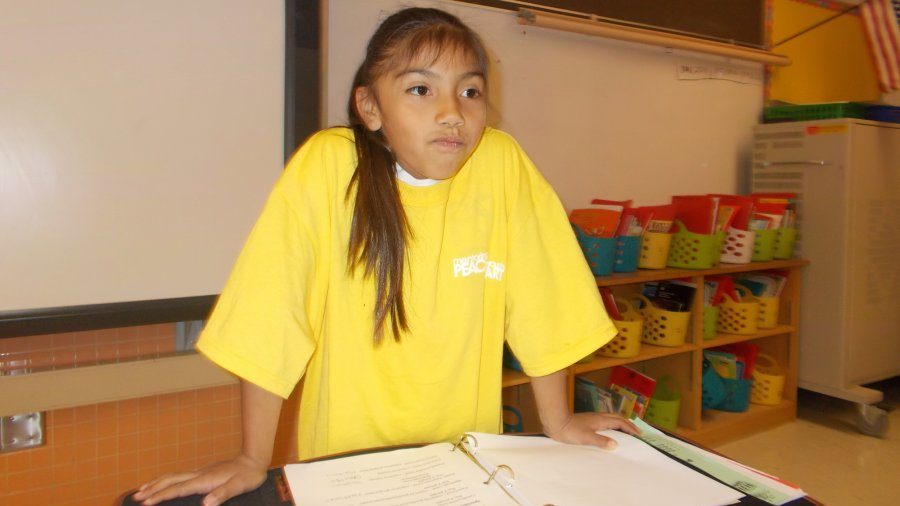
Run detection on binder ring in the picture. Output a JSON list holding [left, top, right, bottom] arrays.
[[452, 433, 478, 453], [483, 464, 515, 486]]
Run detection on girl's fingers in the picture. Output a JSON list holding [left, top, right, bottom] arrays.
[[592, 413, 640, 436], [141, 478, 209, 506], [133, 472, 200, 501], [137, 474, 212, 505], [587, 432, 618, 450]]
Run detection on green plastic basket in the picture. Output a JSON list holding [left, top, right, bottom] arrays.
[[763, 102, 867, 123], [645, 375, 681, 431], [703, 305, 719, 340], [666, 221, 725, 270], [773, 228, 797, 259], [751, 229, 778, 262]]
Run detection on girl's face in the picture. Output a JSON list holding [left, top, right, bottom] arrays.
[[355, 50, 487, 180]]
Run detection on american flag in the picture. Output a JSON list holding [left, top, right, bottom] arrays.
[[860, 0, 900, 91]]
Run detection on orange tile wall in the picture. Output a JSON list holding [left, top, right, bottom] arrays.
[[0, 325, 303, 506]]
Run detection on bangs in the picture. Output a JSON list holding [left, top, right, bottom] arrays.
[[382, 24, 488, 77]]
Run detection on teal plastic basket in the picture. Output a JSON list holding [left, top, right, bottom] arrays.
[[613, 235, 641, 273], [701, 358, 752, 412], [572, 224, 616, 276]]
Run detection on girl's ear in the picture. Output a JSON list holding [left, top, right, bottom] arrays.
[[354, 87, 383, 132]]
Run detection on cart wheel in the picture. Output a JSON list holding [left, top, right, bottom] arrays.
[[856, 403, 889, 438]]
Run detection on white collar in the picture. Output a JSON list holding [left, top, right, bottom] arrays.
[[395, 163, 440, 187]]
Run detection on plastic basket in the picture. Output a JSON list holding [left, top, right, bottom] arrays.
[[751, 229, 778, 262], [503, 344, 523, 372], [702, 359, 752, 412], [572, 224, 616, 276], [750, 354, 786, 406], [644, 375, 681, 431], [638, 232, 672, 269], [502, 405, 523, 433], [613, 235, 641, 273], [757, 295, 780, 328], [597, 299, 642, 358], [632, 294, 690, 347], [717, 377, 753, 412], [763, 102, 867, 123], [720, 227, 755, 264], [716, 286, 760, 335], [667, 221, 725, 269], [773, 228, 797, 259], [701, 359, 726, 409], [703, 305, 719, 340]]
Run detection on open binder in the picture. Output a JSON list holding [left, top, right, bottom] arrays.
[[283, 430, 745, 506]]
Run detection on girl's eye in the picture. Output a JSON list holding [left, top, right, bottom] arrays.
[[461, 88, 482, 99], [408, 85, 430, 96]]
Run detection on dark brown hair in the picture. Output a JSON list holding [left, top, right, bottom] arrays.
[[347, 8, 489, 342]]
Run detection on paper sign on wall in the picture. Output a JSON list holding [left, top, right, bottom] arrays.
[[677, 62, 762, 84]]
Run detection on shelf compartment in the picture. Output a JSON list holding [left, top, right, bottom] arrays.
[[701, 325, 794, 348]]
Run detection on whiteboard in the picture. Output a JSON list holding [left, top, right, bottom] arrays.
[[0, 1, 285, 313], [325, 0, 764, 210]]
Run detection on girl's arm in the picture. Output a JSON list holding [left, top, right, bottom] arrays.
[[530, 369, 640, 448], [133, 379, 283, 506]]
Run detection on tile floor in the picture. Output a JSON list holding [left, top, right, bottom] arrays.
[[715, 377, 899, 506]]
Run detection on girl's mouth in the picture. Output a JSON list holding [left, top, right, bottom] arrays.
[[433, 137, 465, 150]]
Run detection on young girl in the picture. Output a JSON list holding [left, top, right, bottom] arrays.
[[135, 7, 637, 506]]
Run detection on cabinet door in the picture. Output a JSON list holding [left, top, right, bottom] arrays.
[[846, 123, 900, 384]]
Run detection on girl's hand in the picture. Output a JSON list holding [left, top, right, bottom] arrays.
[[544, 412, 641, 450], [131, 454, 267, 506]]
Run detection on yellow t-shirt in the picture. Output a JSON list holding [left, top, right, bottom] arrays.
[[197, 127, 615, 459]]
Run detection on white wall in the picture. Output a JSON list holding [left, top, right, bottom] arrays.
[[325, 0, 764, 209], [0, 0, 284, 312]]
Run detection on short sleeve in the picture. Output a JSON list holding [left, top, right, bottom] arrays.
[[502, 138, 616, 377], [196, 131, 340, 398]]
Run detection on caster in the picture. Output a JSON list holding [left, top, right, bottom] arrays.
[[856, 403, 889, 438]]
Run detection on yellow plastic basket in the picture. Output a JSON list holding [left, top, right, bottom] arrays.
[[597, 299, 643, 358], [757, 295, 780, 328], [716, 286, 760, 335], [638, 232, 672, 269], [633, 294, 690, 347], [750, 353, 785, 406]]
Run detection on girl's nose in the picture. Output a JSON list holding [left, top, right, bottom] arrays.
[[437, 96, 464, 127]]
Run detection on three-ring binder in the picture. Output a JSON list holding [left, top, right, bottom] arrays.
[[453, 434, 539, 506]]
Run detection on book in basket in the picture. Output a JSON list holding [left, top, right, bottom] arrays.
[[282, 431, 743, 506]]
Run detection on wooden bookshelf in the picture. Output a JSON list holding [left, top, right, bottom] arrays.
[[501, 258, 808, 446]]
